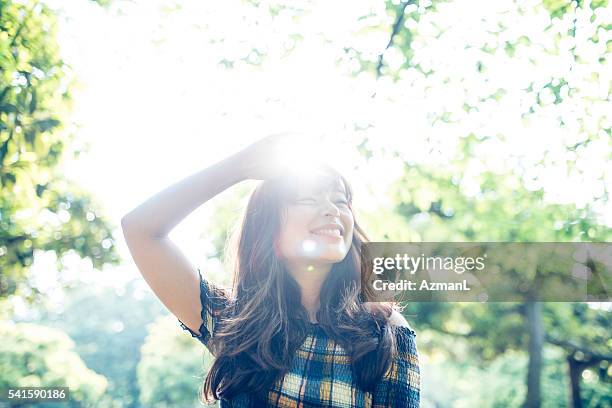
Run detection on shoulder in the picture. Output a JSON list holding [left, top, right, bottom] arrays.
[[363, 303, 414, 331], [388, 309, 411, 329]]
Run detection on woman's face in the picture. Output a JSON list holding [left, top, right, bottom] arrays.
[[275, 177, 354, 266]]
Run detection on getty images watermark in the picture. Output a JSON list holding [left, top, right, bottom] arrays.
[[360, 243, 611, 302]]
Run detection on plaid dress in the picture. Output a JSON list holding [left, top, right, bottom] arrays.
[[179, 269, 420, 407]]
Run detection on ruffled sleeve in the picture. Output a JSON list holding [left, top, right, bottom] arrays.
[[177, 268, 231, 352], [371, 325, 420, 407]]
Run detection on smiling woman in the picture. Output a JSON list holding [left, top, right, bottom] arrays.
[[275, 173, 355, 289], [121, 134, 420, 407]]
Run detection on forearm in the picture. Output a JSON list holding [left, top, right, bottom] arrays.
[[121, 150, 248, 238]]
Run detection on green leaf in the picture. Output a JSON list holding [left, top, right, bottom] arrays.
[[0, 103, 17, 113], [33, 117, 60, 132]]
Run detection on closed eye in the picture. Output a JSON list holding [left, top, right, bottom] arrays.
[[296, 196, 348, 205]]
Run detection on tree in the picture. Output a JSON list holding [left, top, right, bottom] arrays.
[[34, 279, 168, 408], [544, 303, 612, 408], [0, 321, 108, 407], [378, 158, 610, 406], [137, 315, 217, 408], [339, 0, 610, 406], [0, 0, 120, 316]]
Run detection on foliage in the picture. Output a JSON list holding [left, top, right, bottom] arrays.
[[421, 336, 610, 408], [0, 321, 107, 407], [0, 0, 120, 314], [34, 279, 168, 408], [335, 1, 612, 405], [137, 315, 217, 408]]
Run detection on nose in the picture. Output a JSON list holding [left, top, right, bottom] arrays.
[[323, 198, 340, 217]]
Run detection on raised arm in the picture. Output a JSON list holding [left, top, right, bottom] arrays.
[[120, 133, 296, 340], [120, 150, 248, 337]]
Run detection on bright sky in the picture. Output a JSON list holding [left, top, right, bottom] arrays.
[[26, 0, 404, 309], [18, 0, 610, 316]]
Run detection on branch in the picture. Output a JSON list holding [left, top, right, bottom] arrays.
[[545, 334, 612, 362], [375, 0, 415, 79], [9, 5, 35, 50], [432, 327, 477, 338]]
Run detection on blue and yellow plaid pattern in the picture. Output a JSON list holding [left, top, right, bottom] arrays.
[[179, 269, 420, 407]]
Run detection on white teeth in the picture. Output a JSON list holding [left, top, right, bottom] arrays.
[[312, 229, 341, 236]]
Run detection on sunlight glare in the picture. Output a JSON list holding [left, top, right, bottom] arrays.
[[276, 133, 331, 183]]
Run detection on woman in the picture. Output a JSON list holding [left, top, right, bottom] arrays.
[[121, 134, 420, 407]]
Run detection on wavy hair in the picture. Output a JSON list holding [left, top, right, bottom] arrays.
[[200, 166, 399, 403]]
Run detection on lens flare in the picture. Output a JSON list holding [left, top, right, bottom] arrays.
[[302, 239, 317, 253]]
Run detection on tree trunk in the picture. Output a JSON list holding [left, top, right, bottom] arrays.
[[567, 356, 583, 408], [525, 301, 543, 408]]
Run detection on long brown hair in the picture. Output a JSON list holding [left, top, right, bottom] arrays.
[[200, 165, 400, 403]]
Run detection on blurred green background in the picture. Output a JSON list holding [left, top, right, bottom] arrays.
[[1, 0, 610, 406]]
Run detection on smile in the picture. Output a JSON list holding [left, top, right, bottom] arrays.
[[311, 229, 342, 237]]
